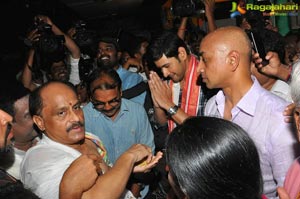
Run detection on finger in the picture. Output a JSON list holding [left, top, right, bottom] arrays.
[[277, 187, 290, 199]]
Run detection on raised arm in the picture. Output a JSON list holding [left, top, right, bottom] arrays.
[[35, 15, 80, 59], [204, 0, 217, 32]]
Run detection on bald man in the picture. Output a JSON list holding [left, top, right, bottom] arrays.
[[20, 81, 162, 199], [197, 26, 300, 199]]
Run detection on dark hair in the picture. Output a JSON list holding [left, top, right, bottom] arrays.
[[259, 28, 286, 63], [86, 67, 122, 96], [98, 36, 120, 52], [149, 31, 190, 62], [0, 182, 40, 199], [166, 116, 263, 199], [0, 80, 30, 120], [29, 80, 76, 117]]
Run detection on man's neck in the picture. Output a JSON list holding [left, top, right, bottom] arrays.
[[261, 79, 276, 91], [13, 139, 37, 152], [180, 55, 192, 87]]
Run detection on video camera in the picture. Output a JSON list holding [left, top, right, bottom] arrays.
[[171, 0, 205, 17], [31, 19, 65, 57], [73, 20, 97, 56]]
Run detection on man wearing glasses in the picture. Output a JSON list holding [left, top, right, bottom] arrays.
[[83, 66, 155, 198]]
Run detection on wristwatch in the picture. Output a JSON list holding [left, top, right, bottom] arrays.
[[167, 105, 179, 116]]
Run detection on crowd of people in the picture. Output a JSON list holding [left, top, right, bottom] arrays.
[[1, 0, 300, 198]]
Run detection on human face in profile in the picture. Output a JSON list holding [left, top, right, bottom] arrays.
[[154, 54, 186, 83]]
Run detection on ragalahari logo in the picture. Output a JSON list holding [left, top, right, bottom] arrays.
[[230, 1, 246, 18], [230, 0, 299, 18]]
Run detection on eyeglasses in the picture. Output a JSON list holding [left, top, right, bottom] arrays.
[[91, 97, 121, 111]]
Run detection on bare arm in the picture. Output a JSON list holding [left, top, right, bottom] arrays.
[[82, 144, 162, 199], [59, 155, 99, 199], [253, 51, 291, 82], [148, 71, 190, 125], [204, 0, 217, 32], [177, 17, 188, 40], [35, 15, 80, 59], [21, 49, 38, 91]]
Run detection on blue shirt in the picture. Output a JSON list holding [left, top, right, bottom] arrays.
[[83, 98, 155, 164], [205, 76, 300, 199], [116, 66, 146, 105]]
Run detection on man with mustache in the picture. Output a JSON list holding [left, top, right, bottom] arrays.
[[20, 80, 161, 199], [83, 67, 155, 198], [0, 78, 40, 198], [0, 80, 39, 180]]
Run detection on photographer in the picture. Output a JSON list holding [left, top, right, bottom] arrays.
[[20, 15, 81, 91]]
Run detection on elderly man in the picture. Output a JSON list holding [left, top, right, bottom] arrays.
[[83, 67, 155, 197], [20, 81, 162, 199], [197, 26, 300, 198]]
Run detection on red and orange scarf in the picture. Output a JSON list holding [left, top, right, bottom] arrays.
[[168, 55, 200, 133]]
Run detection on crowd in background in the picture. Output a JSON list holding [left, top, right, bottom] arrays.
[[1, 0, 300, 199]]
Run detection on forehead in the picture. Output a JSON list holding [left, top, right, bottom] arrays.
[[91, 75, 115, 89], [154, 54, 172, 68], [98, 41, 116, 49], [41, 84, 77, 106], [14, 95, 29, 109], [52, 61, 66, 68], [93, 87, 119, 101]]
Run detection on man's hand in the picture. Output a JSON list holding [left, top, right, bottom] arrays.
[[133, 151, 163, 173], [277, 187, 290, 199], [253, 51, 291, 81], [283, 103, 296, 123], [148, 71, 173, 110], [59, 154, 101, 199]]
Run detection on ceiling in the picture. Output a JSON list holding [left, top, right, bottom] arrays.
[[59, 0, 145, 20]]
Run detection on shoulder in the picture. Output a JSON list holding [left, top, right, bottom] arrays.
[[122, 98, 145, 111], [117, 67, 143, 82]]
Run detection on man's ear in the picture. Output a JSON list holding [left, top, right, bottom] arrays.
[[178, 47, 187, 61], [33, 115, 45, 132], [226, 50, 240, 71]]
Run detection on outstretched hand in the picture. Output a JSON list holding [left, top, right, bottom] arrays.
[[133, 151, 163, 173]]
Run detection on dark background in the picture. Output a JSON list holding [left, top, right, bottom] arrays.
[[0, 0, 232, 77]]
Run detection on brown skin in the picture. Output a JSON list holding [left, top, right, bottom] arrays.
[[0, 110, 13, 150], [276, 105, 300, 199], [197, 26, 253, 120], [12, 95, 38, 151], [32, 82, 162, 199], [96, 42, 121, 70], [89, 75, 122, 121], [148, 47, 192, 126]]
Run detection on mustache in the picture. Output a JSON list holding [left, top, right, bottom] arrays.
[[101, 106, 119, 114], [66, 121, 84, 133]]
